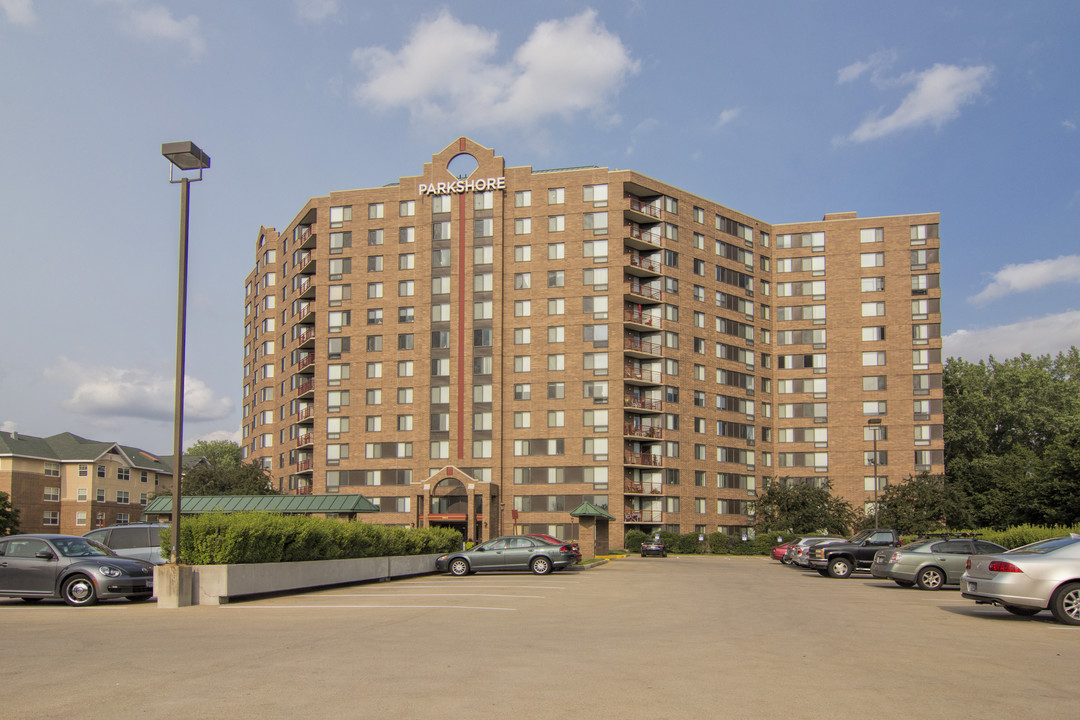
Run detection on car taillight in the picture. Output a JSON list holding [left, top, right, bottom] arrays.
[[889, 552, 902, 562], [560, 545, 572, 552], [988, 560, 1023, 573]]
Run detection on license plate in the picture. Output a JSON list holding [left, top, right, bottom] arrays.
[[967, 581, 976, 592]]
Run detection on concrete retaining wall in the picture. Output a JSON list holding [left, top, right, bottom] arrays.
[[155, 554, 440, 606]]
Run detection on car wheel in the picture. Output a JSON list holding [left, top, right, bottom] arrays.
[[531, 556, 553, 575], [893, 579, 915, 588], [1050, 582, 1080, 626], [827, 557, 852, 579], [780, 557, 790, 565], [61, 575, 98, 607], [916, 566, 945, 591], [448, 558, 471, 576], [1003, 605, 1041, 617]]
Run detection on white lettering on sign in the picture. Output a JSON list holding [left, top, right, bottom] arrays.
[[418, 177, 506, 196]]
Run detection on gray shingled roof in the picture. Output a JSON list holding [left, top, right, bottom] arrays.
[[0, 431, 205, 474]]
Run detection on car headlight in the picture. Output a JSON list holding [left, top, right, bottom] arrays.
[[436, 555, 447, 562], [99, 566, 122, 578]]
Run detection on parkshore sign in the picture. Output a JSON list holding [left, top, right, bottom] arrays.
[[419, 177, 505, 195]]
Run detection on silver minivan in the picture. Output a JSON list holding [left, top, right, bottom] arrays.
[[83, 523, 169, 564]]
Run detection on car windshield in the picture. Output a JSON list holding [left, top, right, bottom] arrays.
[[52, 537, 117, 558], [1007, 536, 1080, 555]]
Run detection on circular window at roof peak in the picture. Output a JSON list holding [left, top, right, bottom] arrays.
[[447, 153, 479, 180]]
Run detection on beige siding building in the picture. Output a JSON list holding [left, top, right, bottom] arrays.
[[242, 138, 943, 543]]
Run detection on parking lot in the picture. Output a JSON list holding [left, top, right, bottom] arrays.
[[2, 555, 1078, 719]]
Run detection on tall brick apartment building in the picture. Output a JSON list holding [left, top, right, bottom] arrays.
[[242, 138, 943, 543]]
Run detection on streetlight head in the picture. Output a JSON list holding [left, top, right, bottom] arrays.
[[162, 141, 211, 171]]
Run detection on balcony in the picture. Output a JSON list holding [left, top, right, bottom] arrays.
[[624, 365, 661, 386], [624, 395, 663, 412], [624, 451, 663, 467], [296, 433, 313, 448], [296, 405, 314, 421], [624, 222, 662, 251], [297, 250, 316, 275], [297, 303, 315, 325], [624, 250, 662, 276], [297, 227, 316, 250], [625, 280, 662, 302], [295, 459, 313, 473], [296, 276, 315, 299], [296, 379, 314, 398], [624, 423, 663, 440], [624, 308, 662, 330], [297, 327, 315, 348], [623, 337, 662, 359], [297, 354, 315, 372], [624, 509, 663, 523], [624, 479, 664, 494], [296, 484, 313, 495], [624, 196, 661, 225]]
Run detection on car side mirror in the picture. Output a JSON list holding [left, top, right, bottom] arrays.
[[35, 550, 56, 560]]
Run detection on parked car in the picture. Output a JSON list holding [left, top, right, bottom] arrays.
[[83, 522, 170, 564], [787, 537, 846, 567], [962, 534, 1080, 625], [808, 529, 902, 578], [771, 542, 792, 563], [0, 534, 155, 606], [872, 536, 1007, 590], [436, 536, 578, 576], [526, 534, 582, 563], [641, 539, 667, 557]]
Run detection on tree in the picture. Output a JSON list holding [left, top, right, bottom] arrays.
[[0, 491, 20, 536], [753, 479, 857, 535], [158, 441, 279, 496], [875, 474, 970, 535]]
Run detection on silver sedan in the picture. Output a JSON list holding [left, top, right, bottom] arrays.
[[962, 535, 1080, 624]]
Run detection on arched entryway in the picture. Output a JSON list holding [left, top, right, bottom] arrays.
[[415, 467, 499, 543]]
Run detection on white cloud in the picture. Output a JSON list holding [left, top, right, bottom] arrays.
[[969, 254, 1080, 305], [1, 421, 17, 433], [45, 359, 232, 423], [944, 311, 1080, 362], [99, 0, 206, 60], [844, 63, 993, 143], [714, 108, 741, 129], [0, 0, 36, 25], [1064, 119, 1077, 131], [352, 9, 638, 128], [193, 428, 243, 445], [837, 50, 896, 85], [294, 0, 339, 23]]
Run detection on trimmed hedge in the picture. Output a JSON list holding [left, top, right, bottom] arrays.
[[170, 512, 462, 565]]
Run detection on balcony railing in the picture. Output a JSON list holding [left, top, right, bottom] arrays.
[[295, 459, 313, 472], [297, 328, 315, 345], [624, 509, 662, 523], [625, 250, 662, 274], [296, 433, 313, 447], [624, 309, 661, 328], [297, 354, 315, 371], [627, 197, 661, 219], [623, 337, 661, 356], [625, 280, 661, 301], [624, 479, 664, 494], [626, 223, 662, 247], [624, 395, 663, 412], [296, 484, 313, 495], [296, 405, 314, 421], [296, 379, 314, 397], [624, 451, 663, 467], [624, 364, 661, 384], [624, 423, 663, 440]]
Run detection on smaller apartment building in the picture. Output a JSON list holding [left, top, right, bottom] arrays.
[[0, 431, 177, 535]]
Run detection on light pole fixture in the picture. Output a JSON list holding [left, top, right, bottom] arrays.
[[867, 418, 883, 527], [162, 141, 210, 564]]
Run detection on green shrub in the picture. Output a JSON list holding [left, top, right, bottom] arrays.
[[177, 512, 462, 565], [623, 529, 649, 553]]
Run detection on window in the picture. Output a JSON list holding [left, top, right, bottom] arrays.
[[863, 375, 887, 391], [862, 351, 886, 367], [862, 326, 886, 342], [548, 326, 564, 343], [474, 246, 493, 265], [97, 465, 106, 478], [514, 272, 531, 289], [863, 400, 887, 416], [43, 511, 59, 526], [549, 410, 566, 427], [367, 229, 384, 246], [862, 277, 885, 292], [515, 300, 531, 317], [96, 489, 106, 502], [399, 307, 415, 323], [548, 187, 565, 204], [366, 308, 383, 325], [548, 215, 565, 232], [399, 227, 415, 244], [515, 190, 532, 207], [329, 205, 351, 228], [548, 298, 565, 315], [861, 302, 885, 317], [515, 218, 532, 235], [548, 270, 565, 288], [77, 488, 87, 501], [548, 242, 565, 260], [583, 268, 607, 288], [514, 356, 531, 372], [515, 245, 531, 262], [399, 280, 415, 297], [432, 194, 452, 213], [860, 252, 885, 268], [116, 490, 129, 504], [44, 486, 59, 502], [399, 200, 415, 217], [474, 190, 494, 210], [78, 464, 88, 477], [514, 384, 531, 400], [514, 412, 531, 428], [474, 273, 493, 292], [860, 227, 884, 243], [367, 202, 383, 219], [583, 212, 608, 233], [474, 218, 494, 238], [583, 184, 608, 203], [548, 354, 565, 371]]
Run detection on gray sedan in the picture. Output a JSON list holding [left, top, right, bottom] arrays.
[[436, 536, 578, 576], [0, 534, 155, 606], [872, 538, 1007, 590], [962, 535, 1080, 624]]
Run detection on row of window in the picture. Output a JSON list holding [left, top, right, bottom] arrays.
[[40, 462, 155, 482], [43, 487, 147, 504], [42, 511, 131, 527]]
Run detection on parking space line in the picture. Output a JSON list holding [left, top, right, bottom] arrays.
[[223, 604, 517, 611], [308, 593, 545, 599]]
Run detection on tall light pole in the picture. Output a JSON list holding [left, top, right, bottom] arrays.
[[162, 141, 210, 565], [867, 418, 883, 526]]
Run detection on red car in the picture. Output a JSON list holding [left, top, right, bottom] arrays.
[[771, 542, 793, 563], [527, 534, 582, 564]]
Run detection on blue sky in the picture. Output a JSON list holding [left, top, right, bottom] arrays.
[[1, 0, 1078, 454]]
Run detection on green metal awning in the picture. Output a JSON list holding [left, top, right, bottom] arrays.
[[142, 494, 379, 516], [569, 501, 616, 520]]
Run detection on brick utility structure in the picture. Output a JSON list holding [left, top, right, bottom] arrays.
[[242, 138, 943, 546]]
